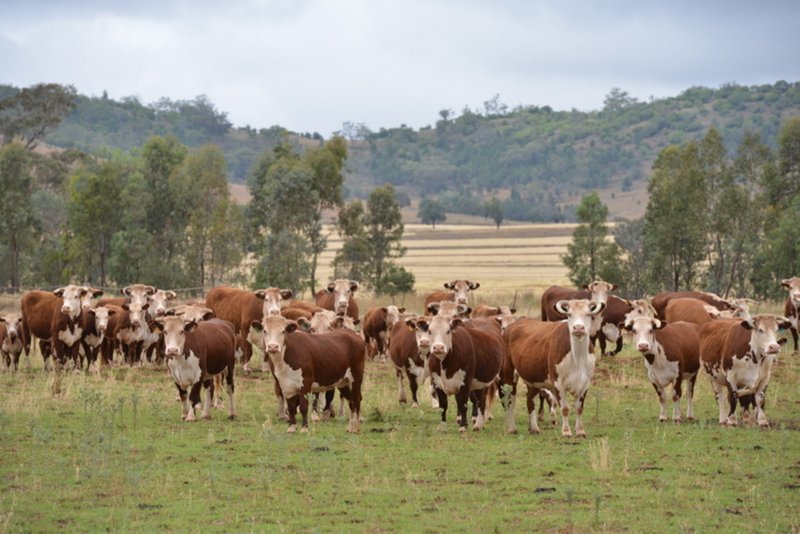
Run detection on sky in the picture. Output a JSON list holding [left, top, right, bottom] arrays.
[[1, 0, 798, 137]]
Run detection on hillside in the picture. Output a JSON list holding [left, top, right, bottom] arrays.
[[6, 81, 798, 221]]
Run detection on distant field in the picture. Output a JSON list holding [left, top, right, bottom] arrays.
[[317, 222, 577, 297]]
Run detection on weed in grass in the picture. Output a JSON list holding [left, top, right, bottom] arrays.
[[589, 437, 611, 472]]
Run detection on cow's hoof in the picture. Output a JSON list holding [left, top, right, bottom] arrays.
[[529, 428, 540, 435], [243, 364, 251, 373], [201, 414, 211, 420], [227, 414, 236, 421], [686, 416, 696, 422], [673, 417, 682, 424], [310, 412, 320, 423], [486, 413, 494, 421], [410, 402, 419, 408], [399, 399, 407, 405], [576, 431, 587, 438], [562, 430, 573, 437], [507, 428, 518, 435], [472, 425, 483, 432], [758, 421, 770, 429], [286, 425, 296, 434], [725, 420, 738, 427], [299, 427, 309, 434], [185, 415, 197, 422], [458, 426, 467, 433], [659, 417, 668, 423]]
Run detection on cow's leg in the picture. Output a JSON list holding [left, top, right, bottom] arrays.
[[791, 326, 798, 352], [347, 383, 361, 433], [456, 387, 469, 433], [725, 385, 739, 426], [1, 351, 9, 370], [40, 339, 52, 371], [394, 367, 408, 404], [241, 335, 253, 373], [408, 371, 420, 407], [558, 390, 573, 437], [472, 390, 487, 431], [526, 386, 541, 434], [224, 366, 236, 420], [671, 378, 683, 423], [178, 386, 195, 421], [286, 396, 299, 433], [739, 394, 755, 425], [436, 388, 448, 424], [755, 389, 769, 428], [298, 394, 310, 433], [685, 373, 697, 421], [12, 350, 20, 372], [334, 389, 344, 418], [613, 335, 624, 356], [652, 382, 668, 422], [597, 334, 607, 356], [484, 381, 496, 421], [187, 382, 202, 422], [213, 374, 224, 408], [201, 380, 213, 419], [273, 376, 288, 420], [311, 393, 321, 422], [709, 376, 728, 424], [574, 389, 590, 438], [503, 379, 518, 434]]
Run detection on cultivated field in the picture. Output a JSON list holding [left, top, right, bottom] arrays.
[[1, 222, 799, 531]]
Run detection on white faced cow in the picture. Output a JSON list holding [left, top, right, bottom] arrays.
[[781, 277, 800, 351]]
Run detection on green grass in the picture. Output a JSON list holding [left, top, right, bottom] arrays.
[[1, 343, 800, 532]]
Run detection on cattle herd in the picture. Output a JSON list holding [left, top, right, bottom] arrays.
[[3, 276, 800, 437]]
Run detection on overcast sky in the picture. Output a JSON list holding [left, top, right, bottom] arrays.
[[1, 1, 798, 136]]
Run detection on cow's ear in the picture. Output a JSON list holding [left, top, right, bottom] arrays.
[[398, 307, 406, 314], [405, 317, 416, 331], [555, 300, 570, 315], [427, 303, 440, 316], [142, 303, 149, 311], [88, 309, 96, 317], [740, 319, 754, 330], [620, 321, 631, 332], [107, 309, 117, 317], [166, 291, 177, 300], [510, 308, 517, 314], [202, 311, 215, 321], [381, 307, 388, 314], [146, 285, 156, 296], [53, 287, 65, 297], [610, 284, 618, 291], [280, 289, 293, 300], [183, 320, 198, 333], [92, 288, 104, 298], [654, 319, 666, 330], [444, 281, 455, 290], [457, 305, 471, 316], [0, 317, 7, 324], [122, 303, 130, 311], [468, 281, 480, 290], [152, 318, 165, 333], [352, 318, 361, 326], [415, 318, 429, 332], [254, 289, 266, 300], [778, 337, 788, 346], [326, 282, 335, 293], [451, 318, 464, 330], [250, 320, 264, 332], [582, 284, 590, 291], [777, 316, 792, 330], [285, 322, 299, 334], [349, 281, 359, 292], [297, 317, 311, 330], [781, 279, 791, 289]]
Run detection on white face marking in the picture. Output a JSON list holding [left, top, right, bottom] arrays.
[[308, 310, 337, 334], [745, 315, 784, 357], [159, 315, 193, 358], [783, 278, 800, 306], [55, 284, 86, 319], [148, 289, 176, 317], [327, 279, 357, 315], [168, 350, 202, 389], [256, 287, 291, 317], [432, 368, 466, 395], [420, 315, 456, 360], [552, 299, 600, 399], [445, 280, 478, 305]]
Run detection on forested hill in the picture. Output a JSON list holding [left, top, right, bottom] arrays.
[[5, 81, 799, 220]]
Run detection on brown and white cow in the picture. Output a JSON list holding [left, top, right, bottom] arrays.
[[502, 299, 605, 436], [315, 279, 359, 320], [665, 297, 727, 325], [280, 301, 325, 321], [205, 286, 292, 372], [79, 306, 116, 370], [594, 296, 637, 356], [166, 304, 216, 323], [362, 305, 406, 361], [390, 316, 432, 407], [20, 285, 89, 370], [409, 314, 479, 432], [97, 284, 156, 309], [0, 313, 24, 371], [102, 301, 150, 366], [426, 301, 471, 318], [462, 316, 505, 429], [699, 314, 789, 427], [472, 304, 515, 318], [651, 290, 732, 321], [251, 316, 364, 433], [154, 316, 237, 421], [624, 317, 700, 422], [781, 277, 800, 351], [423, 280, 480, 309]]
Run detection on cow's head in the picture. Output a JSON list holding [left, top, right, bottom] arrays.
[[166, 304, 215, 323], [255, 287, 293, 317], [411, 315, 463, 361], [426, 301, 471, 318], [781, 278, 800, 307], [582, 280, 617, 304], [54, 285, 87, 319], [154, 315, 197, 359], [444, 279, 480, 305], [326, 279, 358, 315], [624, 316, 666, 354], [494, 313, 521, 333], [122, 284, 156, 306], [122, 301, 149, 329], [405, 316, 432, 357], [251, 315, 298, 357], [148, 289, 177, 317], [624, 299, 655, 326], [741, 314, 791, 356], [80, 287, 104, 310], [303, 310, 337, 334], [0, 313, 22, 342], [384, 306, 406, 332], [88, 306, 116, 335], [555, 299, 605, 339]]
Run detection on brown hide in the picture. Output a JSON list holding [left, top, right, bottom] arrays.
[[652, 291, 731, 321], [502, 319, 569, 388], [181, 318, 237, 380], [595, 295, 634, 355], [539, 287, 590, 321], [424, 290, 454, 308], [464, 317, 504, 385], [423, 321, 476, 429], [784, 298, 799, 350], [653, 321, 701, 374], [665, 297, 718, 325], [314, 290, 359, 320], [20, 291, 61, 349], [389, 320, 428, 406], [205, 287, 262, 364], [102, 304, 134, 365], [698, 319, 740, 369], [282, 300, 325, 321], [96, 297, 127, 307]]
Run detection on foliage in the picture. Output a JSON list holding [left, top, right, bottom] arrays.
[[0, 83, 76, 149], [562, 193, 622, 286], [418, 197, 447, 228], [483, 196, 504, 228], [0, 143, 37, 289]]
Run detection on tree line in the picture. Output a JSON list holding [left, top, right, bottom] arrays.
[[0, 84, 412, 295], [563, 118, 800, 299]]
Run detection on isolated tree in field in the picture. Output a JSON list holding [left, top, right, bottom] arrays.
[[483, 196, 504, 228], [366, 185, 406, 291], [418, 197, 446, 229], [613, 217, 648, 297], [332, 200, 371, 283], [562, 192, 621, 286], [643, 143, 707, 291], [0, 83, 77, 149], [0, 143, 36, 290]]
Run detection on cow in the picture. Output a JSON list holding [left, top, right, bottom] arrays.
[[664, 297, 725, 325], [101, 301, 150, 366], [20, 285, 89, 371], [0, 314, 24, 371], [624, 317, 700, 422], [462, 316, 505, 429], [148, 289, 178, 317], [781, 277, 800, 351], [594, 296, 636, 356], [280, 300, 325, 321], [408, 314, 479, 432], [389, 316, 432, 407], [426, 301, 471, 318], [79, 306, 116, 370], [502, 299, 606, 436], [204, 286, 292, 372], [699, 314, 789, 427], [651, 290, 733, 321], [166, 304, 216, 323], [423, 280, 480, 309], [362, 305, 406, 361], [153, 316, 237, 422], [97, 284, 156, 308], [473, 304, 515, 318], [540, 281, 616, 335], [251, 315, 365, 433], [315, 279, 359, 320]]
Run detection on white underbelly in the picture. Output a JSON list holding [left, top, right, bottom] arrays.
[[168, 352, 202, 389], [432, 369, 466, 395]]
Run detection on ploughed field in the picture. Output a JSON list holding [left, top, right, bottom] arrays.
[[1, 318, 799, 531]]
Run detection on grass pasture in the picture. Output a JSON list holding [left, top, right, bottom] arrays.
[[1, 339, 800, 532]]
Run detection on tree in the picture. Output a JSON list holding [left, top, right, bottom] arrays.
[[483, 196, 504, 229], [365, 185, 406, 291], [603, 87, 638, 112], [0, 83, 77, 149], [613, 218, 649, 297], [0, 143, 36, 290], [561, 192, 621, 286], [418, 197, 446, 229], [332, 200, 371, 283]]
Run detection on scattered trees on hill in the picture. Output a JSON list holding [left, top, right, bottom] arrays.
[[0, 83, 76, 149]]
